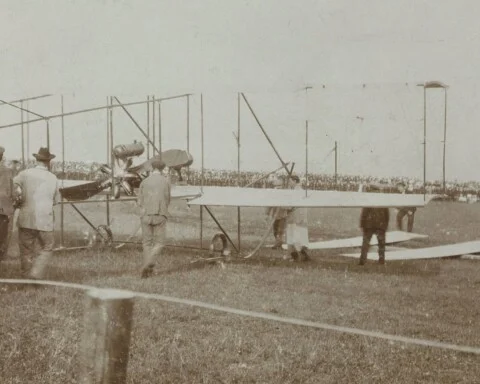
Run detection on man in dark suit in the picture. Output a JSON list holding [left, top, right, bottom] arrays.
[[359, 187, 389, 265], [136, 157, 171, 278], [0, 146, 14, 261]]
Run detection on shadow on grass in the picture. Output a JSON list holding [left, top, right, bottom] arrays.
[[232, 248, 443, 278]]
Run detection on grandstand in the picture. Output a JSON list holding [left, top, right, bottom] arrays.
[[5, 159, 479, 199]]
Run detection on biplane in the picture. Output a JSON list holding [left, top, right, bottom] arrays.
[[56, 140, 434, 257]]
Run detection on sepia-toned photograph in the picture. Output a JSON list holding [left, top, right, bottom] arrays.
[[1, 1, 479, 383]]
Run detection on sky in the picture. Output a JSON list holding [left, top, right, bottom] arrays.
[[1, 0, 480, 182]]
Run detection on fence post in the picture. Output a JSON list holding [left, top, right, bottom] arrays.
[[80, 289, 135, 384]]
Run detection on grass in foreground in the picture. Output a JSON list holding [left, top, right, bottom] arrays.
[[1, 201, 480, 383]]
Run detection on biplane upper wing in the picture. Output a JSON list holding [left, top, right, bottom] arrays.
[[187, 187, 432, 208]]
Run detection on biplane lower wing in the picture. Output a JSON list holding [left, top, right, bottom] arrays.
[[342, 240, 480, 261], [308, 231, 427, 249], [59, 179, 108, 201], [187, 187, 431, 208], [266, 231, 427, 250]]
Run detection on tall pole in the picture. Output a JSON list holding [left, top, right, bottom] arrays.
[[146, 96, 150, 159], [237, 92, 241, 251], [187, 95, 190, 153], [152, 95, 155, 156], [334, 141, 338, 189], [158, 102, 162, 155], [106, 97, 111, 227], [304, 86, 312, 196], [61, 96, 65, 247], [152, 97, 156, 155], [443, 88, 448, 194], [20, 101, 25, 165], [108, 97, 114, 225], [186, 95, 190, 182], [46, 119, 50, 149], [106, 97, 110, 163], [200, 94, 205, 249], [201, 93, 204, 191], [26, 100, 30, 164], [237, 93, 241, 186], [305, 120, 308, 197], [423, 86, 427, 198]]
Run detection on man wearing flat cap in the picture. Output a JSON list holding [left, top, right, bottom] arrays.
[[0, 146, 14, 261], [136, 157, 171, 278], [13, 147, 60, 279]]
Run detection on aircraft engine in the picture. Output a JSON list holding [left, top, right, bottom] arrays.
[[113, 142, 145, 159], [99, 164, 112, 175]]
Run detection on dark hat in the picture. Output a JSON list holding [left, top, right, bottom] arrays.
[[151, 157, 166, 170], [33, 147, 56, 161]]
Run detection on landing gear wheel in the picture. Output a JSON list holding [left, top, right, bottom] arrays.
[[95, 225, 113, 248], [209, 233, 231, 260]]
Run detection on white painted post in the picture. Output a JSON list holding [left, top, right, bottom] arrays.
[[80, 289, 135, 384]]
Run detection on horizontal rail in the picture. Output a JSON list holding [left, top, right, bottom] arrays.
[[0, 93, 192, 130], [58, 197, 137, 205]]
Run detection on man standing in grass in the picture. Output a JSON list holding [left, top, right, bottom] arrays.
[[265, 175, 289, 249], [359, 186, 389, 265], [285, 175, 310, 261], [0, 146, 14, 261], [396, 181, 416, 232], [13, 147, 60, 279], [136, 157, 171, 278]]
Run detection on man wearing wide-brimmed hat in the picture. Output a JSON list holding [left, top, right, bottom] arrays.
[[0, 146, 14, 261], [13, 147, 60, 279], [136, 157, 171, 278]]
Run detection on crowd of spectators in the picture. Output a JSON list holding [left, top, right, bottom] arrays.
[[6, 159, 480, 199]]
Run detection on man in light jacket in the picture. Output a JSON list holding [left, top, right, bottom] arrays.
[[13, 147, 60, 279], [285, 175, 310, 261], [136, 157, 171, 278]]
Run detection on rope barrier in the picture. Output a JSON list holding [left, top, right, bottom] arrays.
[[1, 278, 479, 355]]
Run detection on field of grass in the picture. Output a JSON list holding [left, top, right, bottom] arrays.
[[1, 200, 480, 383]]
